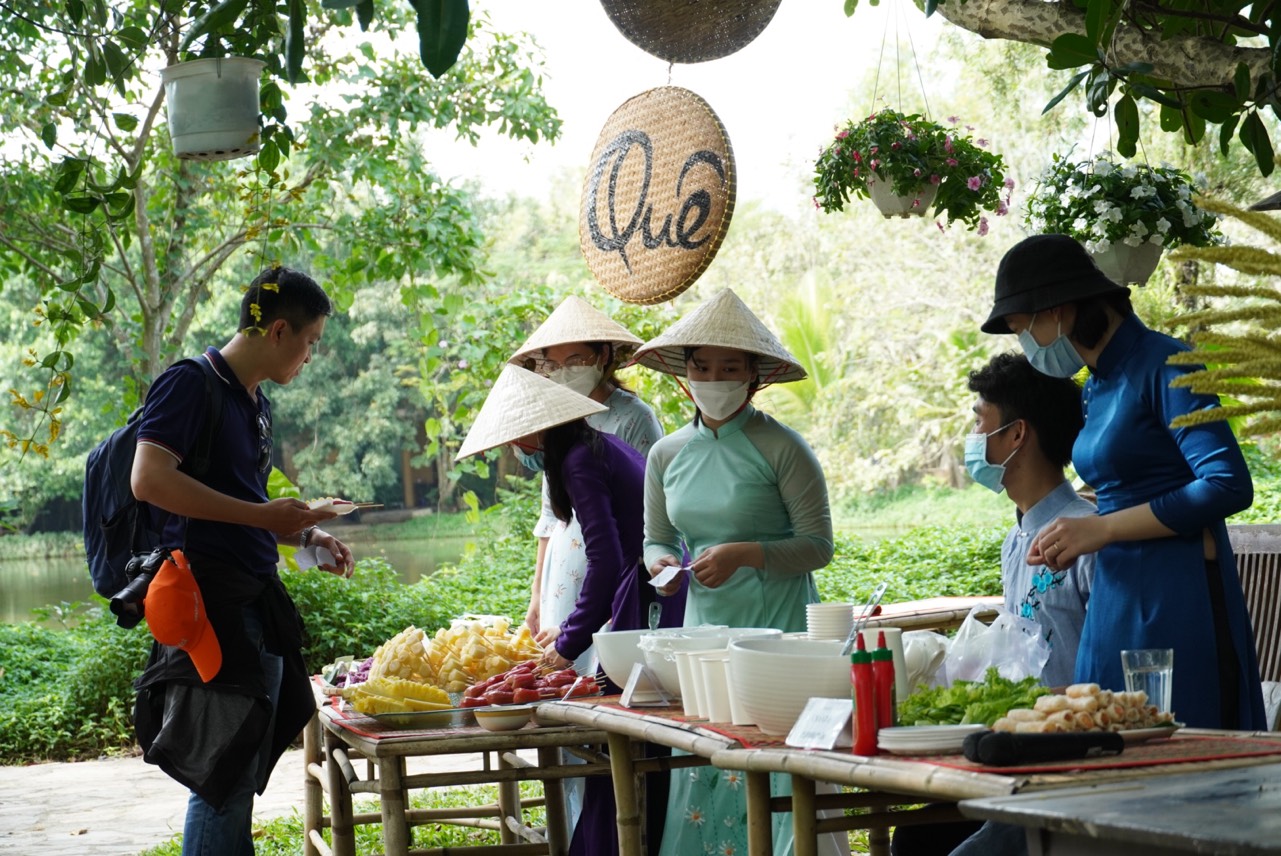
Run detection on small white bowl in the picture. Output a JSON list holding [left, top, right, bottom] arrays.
[[474, 704, 533, 732]]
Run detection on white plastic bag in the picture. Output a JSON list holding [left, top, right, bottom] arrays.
[[940, 604, 1049, 685]]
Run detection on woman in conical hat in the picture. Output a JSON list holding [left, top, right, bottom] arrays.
[[507, 295, 666, 662], [506, 296, 669, 851], [456, 365, 656, 677], [634, 289, 843, 856]]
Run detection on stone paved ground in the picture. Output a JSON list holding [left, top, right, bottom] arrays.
[[0, 747, 485, 856]]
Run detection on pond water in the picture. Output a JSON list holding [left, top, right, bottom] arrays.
[[0, 532, 470, 626]]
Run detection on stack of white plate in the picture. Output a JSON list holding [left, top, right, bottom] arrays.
[[806, 602, 854, 641], [877, 724, 986, 755]]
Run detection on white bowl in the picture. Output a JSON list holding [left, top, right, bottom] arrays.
[[592, 629, 651, 688], [640, 626, 779, 698], [729, 637, 853, 735], [474, 704, 533, 732], [638, 627, 729, 697]]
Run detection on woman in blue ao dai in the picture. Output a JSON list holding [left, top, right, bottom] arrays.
[[982, 235, 1266, 731]]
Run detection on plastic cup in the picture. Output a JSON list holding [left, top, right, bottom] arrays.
[[1121, 648, 1174, 713], [700, 653, 733, 723], [674, 651, 701, 716]]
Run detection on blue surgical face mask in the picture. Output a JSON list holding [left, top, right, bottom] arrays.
[[964, 421, 1019, 494], [1018, 313, 1086, 378], [513, 445, 544, 472]]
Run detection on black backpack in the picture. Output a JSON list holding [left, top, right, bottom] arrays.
[[83, 356, 224, 600]]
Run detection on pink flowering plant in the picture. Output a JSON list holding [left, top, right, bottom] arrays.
[[812, 110, 1010, 233], [1024, 152, 1221, 253]]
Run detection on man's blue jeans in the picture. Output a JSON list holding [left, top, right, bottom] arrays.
[[181, 605, 283, 856]]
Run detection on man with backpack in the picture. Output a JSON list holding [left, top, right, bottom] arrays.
[[129, 266, 353, 856]]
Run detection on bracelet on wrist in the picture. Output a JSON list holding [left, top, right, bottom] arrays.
[[300, 526, 316, 550]]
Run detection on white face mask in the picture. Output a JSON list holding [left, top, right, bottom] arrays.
[[548, 364, 603, 397], [688, 380, 751, 421]]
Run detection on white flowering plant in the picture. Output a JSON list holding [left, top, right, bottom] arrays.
[[1024, 152, 1221, 253]]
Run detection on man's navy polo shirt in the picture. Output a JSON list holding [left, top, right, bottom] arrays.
[[136, 347, 279, 574]]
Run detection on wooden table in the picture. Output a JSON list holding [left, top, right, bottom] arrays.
[[959, 761, 1281, 855], [712, 728, 1281, 856], [537, 697, 1281, 856], [302, 703, 611, 856], [532, 701, 741, 856], [862, 595, 1002, 633]]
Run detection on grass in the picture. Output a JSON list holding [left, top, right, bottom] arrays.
[[138, 782, 549, 856], [135, 781, 882, 855]]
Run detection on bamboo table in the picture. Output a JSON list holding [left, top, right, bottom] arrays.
[[532, 701, 742, 856], [861, 595, 1003, 633], [538, 696, 1281, 856], [302, 703, 611, 856], [711, 728, 1281, 856]]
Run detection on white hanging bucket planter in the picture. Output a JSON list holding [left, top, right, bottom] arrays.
[[161, 57, 265, 162], [1089, 241, 1164, 285], [868, 179, 938, 219]]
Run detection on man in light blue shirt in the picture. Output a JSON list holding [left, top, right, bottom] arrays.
[[892, 353, 1099, 856], [965, 351, 1095, 688]]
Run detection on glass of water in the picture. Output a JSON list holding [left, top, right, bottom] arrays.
[[1120, 648, 1174, 713]]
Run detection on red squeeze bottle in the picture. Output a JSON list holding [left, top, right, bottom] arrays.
[[851, 633, 878, 755], [872, 631, 897, 730]]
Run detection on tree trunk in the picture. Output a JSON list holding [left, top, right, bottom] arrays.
[[931, 0, 1269, 90]]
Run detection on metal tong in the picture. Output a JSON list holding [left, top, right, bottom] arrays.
[[841, 580, 888, 656]]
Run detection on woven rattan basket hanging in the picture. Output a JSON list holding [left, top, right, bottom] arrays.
[[579, 86, 737, 306], [600, 0, 782, 63]]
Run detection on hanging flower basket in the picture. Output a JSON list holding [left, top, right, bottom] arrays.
[[1089, 241, 1165, 286], [1024, 152, 1222, 285], [868, 179, 939, 218], [161, 57, 265, 162], [813, 110, 1010, 234]]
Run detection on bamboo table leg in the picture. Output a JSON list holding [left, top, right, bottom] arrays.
[[540, 746, 571, 856], [378, 756, 410, 856], [302, 713, 322, 856], [324, 729, 356, 856], [496, 749, 521, 845], [791, 775, 818, 856], [607, 732, 643, 856], [746, 770, 774, 856], [869, 826, 891, 856]]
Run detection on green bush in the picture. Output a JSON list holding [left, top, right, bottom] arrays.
[[0, 605, 151, 761], [820, 526, 1005, 605], [286, 485, 539, 674]]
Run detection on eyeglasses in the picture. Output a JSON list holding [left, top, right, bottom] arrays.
[[256, 412, 273, 474], [526, 354, 593, 376]]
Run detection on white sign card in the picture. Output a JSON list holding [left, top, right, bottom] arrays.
[[786, 698, 854, 750], [620, 662, 671, 708]]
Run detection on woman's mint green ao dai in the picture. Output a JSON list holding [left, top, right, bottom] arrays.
[[644, 404, 844, 856]]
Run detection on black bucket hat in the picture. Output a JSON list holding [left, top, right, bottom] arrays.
[[982, 234, 1130, 334]]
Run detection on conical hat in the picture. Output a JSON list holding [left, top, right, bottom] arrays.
[[509, 295, 643, 365], [632, 289, 806, 383], [456, 365, 608, 461]]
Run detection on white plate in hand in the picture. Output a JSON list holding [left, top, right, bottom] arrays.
[[308, 497, 358, 515]]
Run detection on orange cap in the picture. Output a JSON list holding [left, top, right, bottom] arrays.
[[143, 549, 222, 682]]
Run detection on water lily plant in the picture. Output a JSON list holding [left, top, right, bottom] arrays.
[[1024, 152, 1221, 254], [812, 109, 1010, 234]]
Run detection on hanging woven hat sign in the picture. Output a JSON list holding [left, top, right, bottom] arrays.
[[580, 86, 736, 305], [600, 0, 783, 64]]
